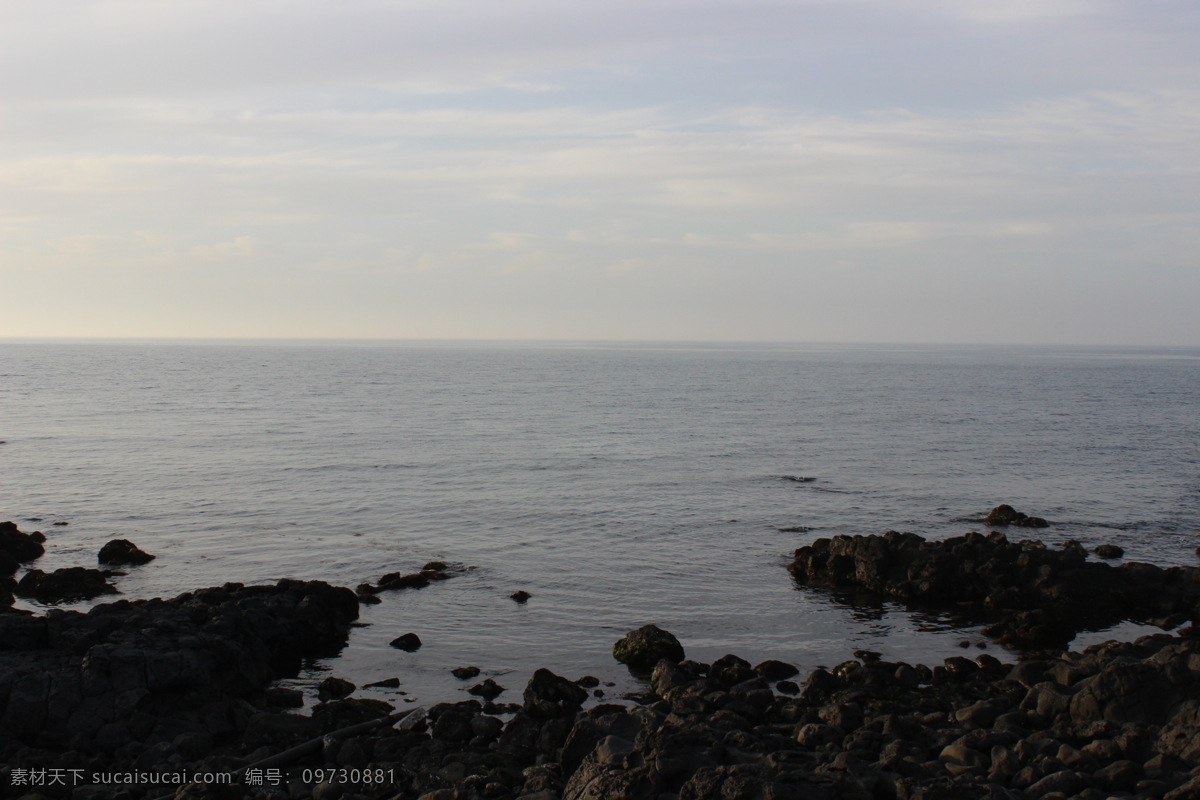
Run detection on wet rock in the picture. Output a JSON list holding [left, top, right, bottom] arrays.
[[15, 567, 119, 603], [365, 677, 401, 688], [1094, 543, 1124, 559], [370, 561, 466, 593], [97, 539, 156, 566], [510, 590, 532, 603], [390, 632, 422, 651], [452, 666, 481, 680], [612, 624, 685, 672]]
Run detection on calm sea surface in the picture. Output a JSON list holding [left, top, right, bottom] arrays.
[[2, 340, 1198, 705]]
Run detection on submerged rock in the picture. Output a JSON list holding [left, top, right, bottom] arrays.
[[366, 560, 468, 594], [984, 503, 1049, 528]]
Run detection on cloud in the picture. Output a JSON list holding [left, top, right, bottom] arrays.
[[2, 0, 1197, 342]]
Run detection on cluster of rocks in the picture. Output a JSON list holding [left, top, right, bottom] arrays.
[[788, 529, 1200, 649], [7, 515, 1200, 799], [9, 610, 1200, 800]]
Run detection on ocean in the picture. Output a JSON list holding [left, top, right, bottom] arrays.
[[2, 340, 1198, 706]]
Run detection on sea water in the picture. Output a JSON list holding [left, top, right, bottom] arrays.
[[2, 340, 1198, 705]]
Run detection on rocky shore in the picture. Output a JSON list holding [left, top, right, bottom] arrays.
[[4, 518, 1200, 800]]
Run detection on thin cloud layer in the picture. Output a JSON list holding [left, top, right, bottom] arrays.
[[2, 0, 1197, 342]]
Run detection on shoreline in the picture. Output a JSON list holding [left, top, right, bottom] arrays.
[[4, 521, 1200, 799]]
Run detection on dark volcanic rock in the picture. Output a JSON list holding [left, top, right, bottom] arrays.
[[788, 530, 1200, 649], [510, 589, 533, 603], [97, 538, 156, 566], [612, 624, 686, 671], [15, 566, 119, 603], [1094, 543, 1125, 559]]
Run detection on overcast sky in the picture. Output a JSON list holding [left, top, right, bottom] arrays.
[[2, 0, 1197, 344]]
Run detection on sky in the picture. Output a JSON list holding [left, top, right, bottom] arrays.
[[2, 0, 1198, 344]]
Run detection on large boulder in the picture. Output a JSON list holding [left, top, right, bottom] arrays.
[[612, 624, 685, 672]]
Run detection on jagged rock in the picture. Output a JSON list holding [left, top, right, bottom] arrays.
[[612, 624, 685, 671], [97, 539, 156, 566], [510, 590, 532, 603]]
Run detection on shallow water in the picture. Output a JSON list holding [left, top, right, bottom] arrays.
[[2, 340, 1198, 706]]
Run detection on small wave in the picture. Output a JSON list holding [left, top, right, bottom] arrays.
[[778, 526, 813, 533], [780, 475, 816, 483], [1052, 520, 1144, 532]]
